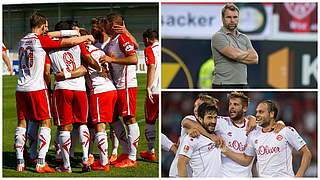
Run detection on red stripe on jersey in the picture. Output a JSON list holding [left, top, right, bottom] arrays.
[[79, 42, 90, 56], [118, 34, 136, 56], [37, 35, 62, 50], [144, 46, 156, 65], [124, 65, 128, 89], [89, 48, 102, 54]]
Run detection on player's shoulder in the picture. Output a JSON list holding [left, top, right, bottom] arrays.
[[282, 126, 298, 134], [183, 115, 197, 122], [248, 126, 262, 137], [217, 116, 230, 123]]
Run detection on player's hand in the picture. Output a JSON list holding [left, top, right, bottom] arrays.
[[8, 67, 13, 75], [86, 35, 95, 43], [220, 140, 228, 153], [170, 143, 178, 155], [112, 24, 127, 34], [273, 120, 286, 133], [210, 135, 224, 148], [147, 88, 154, 103], [99, 55, 114, 64], [55, 69, 65, 81], [188, 128, 200, 138], [98, 66, 108, 78], [246, 115, 257, 135]]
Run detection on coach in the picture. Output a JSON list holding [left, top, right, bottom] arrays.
[[211, 3, 258, 89]]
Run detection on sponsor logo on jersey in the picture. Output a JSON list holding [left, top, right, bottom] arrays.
[[208, 143, 215, 150], [256, 145, 280, 155], [228, 140, 247, 152], [183, 145, 190, 153], [276, 135, 283, 141]]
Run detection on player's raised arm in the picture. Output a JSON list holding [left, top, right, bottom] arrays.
[[295, 145, 312, 177], [99, 54, 138, 65], [60, 35, 95, 48], [47, 29, 80, 38], [113, 22, 139, 49]]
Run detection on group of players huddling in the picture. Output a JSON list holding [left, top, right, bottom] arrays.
[[165, 92, 311, 177], [14, 11, 159, 173]]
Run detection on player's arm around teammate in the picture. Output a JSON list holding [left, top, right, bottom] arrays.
[[296, 145, 312, 177]]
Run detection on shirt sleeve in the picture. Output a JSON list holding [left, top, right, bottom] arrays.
[[178, 134, 196, 159], [144, 46, 155, 65], [244, 132, 256, 157], [79, 42, 90, 56], [284, 127, 306, 151], [118, 34, 136, 56], [161, 133, 174, 152], [243, 35, 253, 50], [212, 32, 229, 51], [2, 43, 7, 52], [37, 35, 62, 49]]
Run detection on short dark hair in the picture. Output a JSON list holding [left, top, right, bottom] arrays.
[[197, 102, 218, 120], [30, 12, 47, 29], [65, 20, 80, 29], [143, 29, 158, 40], [259, 100, 279, 119], [79, 28, 90, 36], [195, 93, 219, 110], [221, 3, 239, 18], [228, 91, 249, 107], [106, 12, 124, 26], [54, 20, 73, 31]]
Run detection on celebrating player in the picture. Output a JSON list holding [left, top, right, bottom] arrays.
[[221, 100, 312, 177], [99, 12, 139, 168], [169, 94, 220, 177], [48, 20, 98, 173], [15, 12, 93, 173], [140, 29, 160, 161], [177, 102, 221, 177]]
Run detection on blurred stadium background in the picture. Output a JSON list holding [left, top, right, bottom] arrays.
[[161, 91, 317, 177], [161, 2, 317, 88], [3, 2, 159, 75]]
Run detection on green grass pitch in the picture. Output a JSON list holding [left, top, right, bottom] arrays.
[[2, 74, 159, 177]]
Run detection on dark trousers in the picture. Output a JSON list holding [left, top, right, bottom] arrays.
[[212, 84, 249, 89]]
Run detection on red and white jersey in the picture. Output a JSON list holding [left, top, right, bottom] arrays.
[[245, 126, 306, 177], [2, 42, 7, 52], [16, 33, 62, 92], [107, 34, 137, 90], [178, 134, 221, 177], [86, 44, 116, 94], [49, 43, 87, 91], [144, 41, 160, 94], [215, 116, 253, 177], [169, 115, 196, 177]]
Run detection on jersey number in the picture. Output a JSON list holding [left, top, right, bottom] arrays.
[[63, 52, 76, 72], [19, 46, 34, 69]]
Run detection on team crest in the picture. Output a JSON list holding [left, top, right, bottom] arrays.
[[183, 145, 190, 153], [276, 135, 283, 141], [125, 44, 134, 52]]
